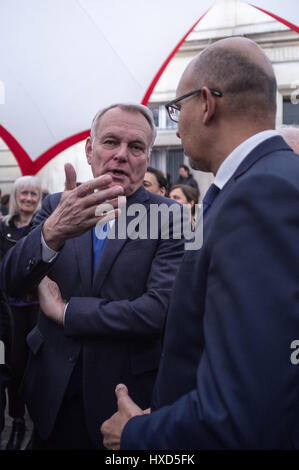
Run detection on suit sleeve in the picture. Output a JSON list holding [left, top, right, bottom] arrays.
[[120, 173, 299, 449]]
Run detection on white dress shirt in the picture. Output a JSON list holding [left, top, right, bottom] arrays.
[[214, 129, 278, 190]]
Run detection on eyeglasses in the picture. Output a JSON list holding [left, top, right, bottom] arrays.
[[165, 87, 223, 123]]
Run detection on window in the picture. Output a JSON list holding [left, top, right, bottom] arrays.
[[148, 103, 178, 129], [166, 148, 184, 187], [283, 97, 299, 125]]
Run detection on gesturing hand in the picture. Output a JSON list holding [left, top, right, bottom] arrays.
[[42, 163, 126, 251]]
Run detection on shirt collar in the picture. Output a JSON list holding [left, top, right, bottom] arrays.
[[214, 130, 279, 190]]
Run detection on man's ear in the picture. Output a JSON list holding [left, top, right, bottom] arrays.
[[201, 87, 216, 125], [85, 137, 92, 165]]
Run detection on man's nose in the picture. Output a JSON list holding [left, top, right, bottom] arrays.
[[114, 143, 128, 160]]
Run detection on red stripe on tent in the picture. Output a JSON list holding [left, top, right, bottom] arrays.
[[250, 4, 299, 33], [0, 125, 32, 175], [141, 10, 209, 105], [31, 130, 90, 174], [0, 124, 89, 175]]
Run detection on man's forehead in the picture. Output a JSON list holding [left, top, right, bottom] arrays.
[[96, 108, 151, 137]]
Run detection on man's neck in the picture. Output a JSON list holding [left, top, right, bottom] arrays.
[[211, 122, 275, 175]]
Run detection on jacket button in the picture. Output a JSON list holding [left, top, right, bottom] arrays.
[[27, 258, 36, 271]]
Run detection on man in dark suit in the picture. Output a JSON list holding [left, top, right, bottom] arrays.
[[0, 103, 185, 449], [0, 289, 12, 445], [101, 37, 299, 450]]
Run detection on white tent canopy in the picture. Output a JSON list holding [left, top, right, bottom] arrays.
[[0, 0, 298, 174]]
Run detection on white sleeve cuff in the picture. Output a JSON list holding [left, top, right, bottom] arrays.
[[63, 302, 69, 325], [41, 231, 59, 263]]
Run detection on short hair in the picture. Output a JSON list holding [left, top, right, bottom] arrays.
[[180, 164, 190, 175], [2, 175, 42, 226], [193, 45, 277, 118], [169, 184, 199, 216], [90, 103, 157, 150], [146, 166, 168, 190]]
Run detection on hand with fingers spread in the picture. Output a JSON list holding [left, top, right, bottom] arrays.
[[42, 163, 125, 251], [101, 384, 150, 450]]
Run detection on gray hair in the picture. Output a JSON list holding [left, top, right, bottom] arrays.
[[90, 103, 157, 151], [2, 175, 42, 226]]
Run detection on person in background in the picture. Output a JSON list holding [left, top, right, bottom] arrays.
[[278, 125, 299, 154], [169, 184, 199, 230], [143, 167, 168, 196], [41, 187, 50, 201], [0, 190, 8, 218], [175, 164, 199, 191], [0, 176, 42, 450], [0, 195, 10, 214]]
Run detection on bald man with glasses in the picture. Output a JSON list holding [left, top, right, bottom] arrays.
[[102, 37, 299, 450]]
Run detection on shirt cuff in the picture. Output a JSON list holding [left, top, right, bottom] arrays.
[[41, 232, 59, 263], [63, 302, 69, 325]]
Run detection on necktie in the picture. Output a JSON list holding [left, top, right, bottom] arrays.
[[202, 183, 220, 214], [93, 223, 108, 275]]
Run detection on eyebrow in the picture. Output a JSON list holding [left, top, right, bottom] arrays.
[[101, 133, 145, 144]]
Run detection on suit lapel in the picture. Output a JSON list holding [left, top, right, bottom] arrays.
[[203, 136, 292, 226], [92, 187, 149, 295], [234, 135, 291, 179], [74, 229, 93, 296]]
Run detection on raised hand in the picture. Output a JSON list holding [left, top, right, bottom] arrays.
[[42, 163, 125, 250]]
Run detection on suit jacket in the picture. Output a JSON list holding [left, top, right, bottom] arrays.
[[0, 186, 185, 446], [121, 136, 299, 450]]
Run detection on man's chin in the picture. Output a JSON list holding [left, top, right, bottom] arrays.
[[187, 156, 201, 171], [187, 156, 211, 173]]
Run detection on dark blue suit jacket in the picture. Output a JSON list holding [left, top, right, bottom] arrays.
[[0, 186, 185, 446], [121, 136, 299, 450]]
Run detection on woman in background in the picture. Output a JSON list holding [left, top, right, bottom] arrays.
[[169, 184, 199, 231], [0, 176, 42, 450]]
